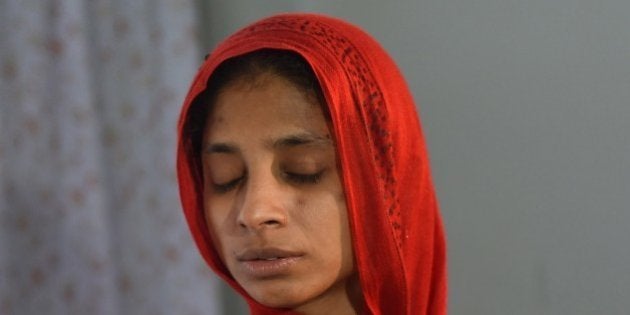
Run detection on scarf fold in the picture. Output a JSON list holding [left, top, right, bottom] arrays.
[[177, 13, 447, 315]]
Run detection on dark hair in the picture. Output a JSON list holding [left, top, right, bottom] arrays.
[[185, 49, 325, 156]]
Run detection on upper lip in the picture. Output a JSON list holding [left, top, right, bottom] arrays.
[[236, 247, 304, 261]]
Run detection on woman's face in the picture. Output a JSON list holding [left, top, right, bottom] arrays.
[[201, 73, 358, 313]]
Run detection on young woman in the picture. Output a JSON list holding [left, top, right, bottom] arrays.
[[177, 13, 447, 314]]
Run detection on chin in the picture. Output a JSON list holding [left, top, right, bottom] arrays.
[[246, 281, 309, 309], [244, 276, 354, 313]]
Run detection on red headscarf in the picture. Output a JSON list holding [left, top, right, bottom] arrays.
[[177, 13, 447, 314]]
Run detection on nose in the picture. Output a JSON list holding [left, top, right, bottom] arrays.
[[236, 172, 287, 231]]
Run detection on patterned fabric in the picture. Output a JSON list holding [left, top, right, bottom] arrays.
[[0, 1, 220, 314], [177, 13, 447, 314]]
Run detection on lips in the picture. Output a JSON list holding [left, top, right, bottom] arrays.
[[236, 247, 303, 261], [235, 247, 304, 278]]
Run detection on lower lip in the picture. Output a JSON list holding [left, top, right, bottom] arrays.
[[239, 256, 302, 278]]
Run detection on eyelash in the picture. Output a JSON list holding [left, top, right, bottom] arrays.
[[212, 177, 243, 194], [211, 170, 324, 194], [284, 170, 324, 185]]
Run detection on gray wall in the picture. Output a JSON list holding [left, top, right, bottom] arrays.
[[197, 1, 630, 314]]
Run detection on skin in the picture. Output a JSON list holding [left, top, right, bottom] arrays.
[[201, 73, 361, 314]]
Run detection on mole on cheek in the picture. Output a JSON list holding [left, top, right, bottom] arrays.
[[214, 116, 225, 123], [295, 196, 307, 208]]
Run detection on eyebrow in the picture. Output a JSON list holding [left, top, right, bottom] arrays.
[[205, 143, 239, 154], [270, 132, 333, 149], [203, 132, 332, 154]]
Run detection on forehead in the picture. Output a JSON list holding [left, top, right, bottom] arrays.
[[204, 74, 329, 141]]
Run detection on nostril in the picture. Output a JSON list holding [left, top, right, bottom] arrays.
[[261, 219, 281, 227], [238, 216, 283, 230]]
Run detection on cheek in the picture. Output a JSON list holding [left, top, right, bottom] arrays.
[[297, 189, 351, 254], [301, 194, 356, 289], [204, 198, 233, 260], [204, 184, 237, 227]]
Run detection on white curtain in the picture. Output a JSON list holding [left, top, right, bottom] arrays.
[[0, 1, 221, 314]]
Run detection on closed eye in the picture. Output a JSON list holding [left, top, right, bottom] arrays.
[[212, 176, 244, 193], [284, 170, 324, 185]]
